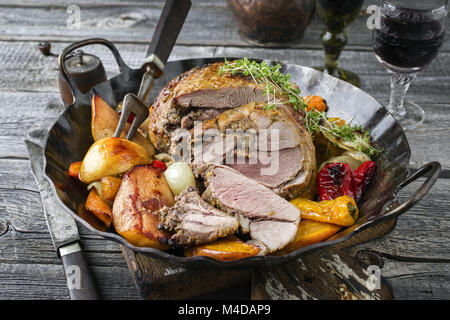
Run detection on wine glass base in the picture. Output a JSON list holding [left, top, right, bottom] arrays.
[[313, 66, 361, 87], [379, 99, 425, 131]]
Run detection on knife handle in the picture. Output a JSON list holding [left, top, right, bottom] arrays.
[[144, 0, 192, 76], [60, 243, 100, 300]]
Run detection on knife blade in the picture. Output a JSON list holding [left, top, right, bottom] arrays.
[[25, 138, 99, 300]]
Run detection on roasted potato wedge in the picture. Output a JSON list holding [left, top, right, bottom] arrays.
[[112, 165, 174, 249], [91, 94, 154, 155], [85, 188, 112, 227], [79, 137, 151, 184], [276, 220, 342, 255], [185, 236, 261, 261]]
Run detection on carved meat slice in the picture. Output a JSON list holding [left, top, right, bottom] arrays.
[[199, 164, 301, 253], [190, 102, 316, 199], [157, 186, 239, 246]]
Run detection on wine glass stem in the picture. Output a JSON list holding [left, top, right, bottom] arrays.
[[388, 72, 417, 117], [321, 29, 347, 74]]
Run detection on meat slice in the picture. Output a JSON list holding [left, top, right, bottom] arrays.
[[199, 164, 300, 253], [157, 186, 239, 246], [148, 62, 305, 152], [228, 147, 303, 189], [190, 102, 316, 198]]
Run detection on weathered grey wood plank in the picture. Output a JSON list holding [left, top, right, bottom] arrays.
[[1, 41, 449, 105], [0, 263, 140, 300], [0, 0, 448, 51], [381, 260, 450, 300]]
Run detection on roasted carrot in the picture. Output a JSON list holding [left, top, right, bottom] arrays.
[[68, 161, 82, 179]]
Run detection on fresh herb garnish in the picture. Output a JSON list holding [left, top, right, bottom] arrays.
[[218, 58, 308, 111], [218, 58, 381, 156]]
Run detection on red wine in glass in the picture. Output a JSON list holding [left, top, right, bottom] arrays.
[[372, 0, 447, 130]]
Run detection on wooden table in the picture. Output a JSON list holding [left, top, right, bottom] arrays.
[[0, 0, 449, 300]]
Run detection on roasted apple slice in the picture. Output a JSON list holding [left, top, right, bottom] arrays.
[[91, 94, 154, 155], [112, 164, 174, 249], [88, 176, 122, 202], [79, 137, 151, 184]]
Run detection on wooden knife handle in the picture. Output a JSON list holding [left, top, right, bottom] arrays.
[[61, 246, 100, 300], [145, 0, 192, 73]]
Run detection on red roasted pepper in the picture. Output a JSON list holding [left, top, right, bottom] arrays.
[[151, 159, 167, 172], [353, 161, 376, 202], [316, 163, 354, 201], [316, 161, 376, 202]]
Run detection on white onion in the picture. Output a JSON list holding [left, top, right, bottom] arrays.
[[164, 162, 196, 196]]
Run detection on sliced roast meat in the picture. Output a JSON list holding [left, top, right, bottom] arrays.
[[199, 164, 300, 253], [189, 102, 316, 198], [157, 186, 239, 246], [228, 147, 303, 189], [176, 86, 265, 109], [149, 62, 305, 153]]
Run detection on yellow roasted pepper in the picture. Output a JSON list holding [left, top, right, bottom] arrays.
[[291, 196, 359, 226]]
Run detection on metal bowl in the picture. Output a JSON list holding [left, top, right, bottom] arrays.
[[43, 40, 441, 269]]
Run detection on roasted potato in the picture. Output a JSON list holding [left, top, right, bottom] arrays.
[[79, 137, 151, 184], [185, 236, 261, 261], [85, 188, 112, 227], [112, 165, 174, 249], [91, 94, 154, 155]]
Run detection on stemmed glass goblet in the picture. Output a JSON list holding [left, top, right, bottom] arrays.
[[372, 0, 448, 130], [314, 0, 365, 87]]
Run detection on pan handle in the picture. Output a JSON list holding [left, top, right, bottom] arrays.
[[58, 38, 133, 103], [382, 161, 441, 219]]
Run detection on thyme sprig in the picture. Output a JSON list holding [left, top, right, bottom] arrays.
[[218, 58, 381, 156]]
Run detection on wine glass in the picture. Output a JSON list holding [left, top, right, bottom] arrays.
[[372, 0, 448, 130], [314, 0, 365, 87]]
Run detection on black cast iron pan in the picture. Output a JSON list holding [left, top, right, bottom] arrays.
[[43, 38, 441, 269]]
